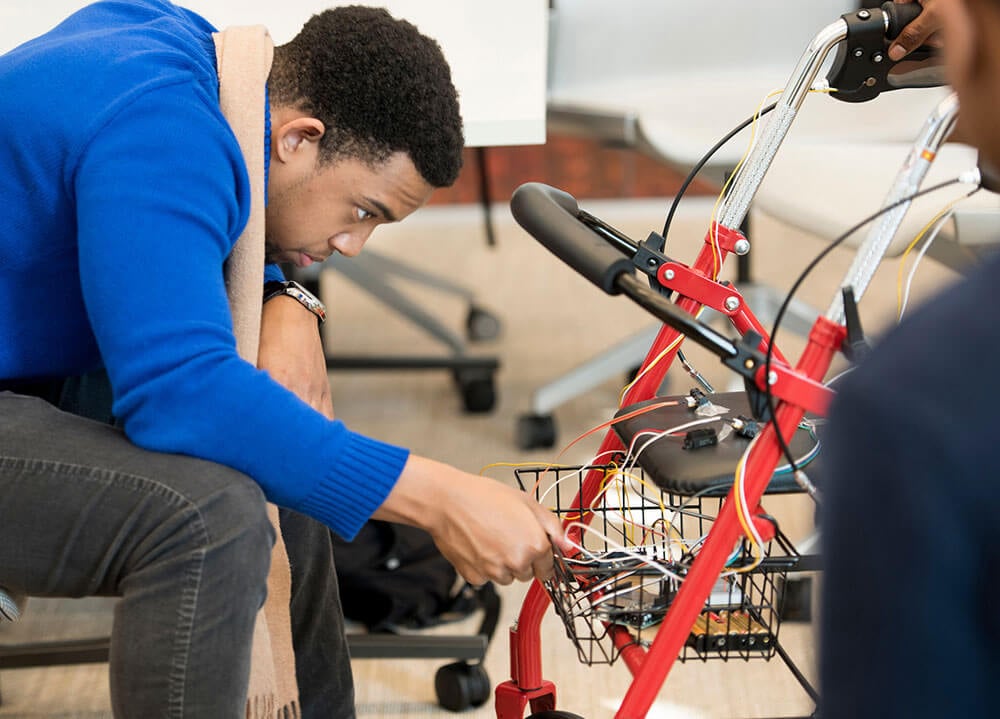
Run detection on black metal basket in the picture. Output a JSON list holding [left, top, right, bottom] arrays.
[[516, 463, 790, 667]]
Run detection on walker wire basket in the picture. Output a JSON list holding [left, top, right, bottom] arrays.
[[516, 463, 796, 668]]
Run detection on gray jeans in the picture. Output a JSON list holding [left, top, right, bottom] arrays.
[[0, 391, 274, 717]]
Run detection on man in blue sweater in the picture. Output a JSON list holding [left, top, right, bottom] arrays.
[[822, 0, 1000, 715], [0, 2, 565, 717]]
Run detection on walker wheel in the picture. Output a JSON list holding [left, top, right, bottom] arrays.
[[527, 712, 586, 718], [516, 413, 556, 449], [466, 305, 501, 341], [434, 661, 490, 712]]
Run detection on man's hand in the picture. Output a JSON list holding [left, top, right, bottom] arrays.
[[258, 294, 334, 419], [888, 0, 944, 61], [374, 455, 571, 586]]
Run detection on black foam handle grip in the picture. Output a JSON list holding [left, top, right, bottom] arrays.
[[883, 0, 922, 40], [510, 182, 635, 295]]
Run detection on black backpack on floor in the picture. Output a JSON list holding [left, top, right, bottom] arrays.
[[331, 520, 498, 634]]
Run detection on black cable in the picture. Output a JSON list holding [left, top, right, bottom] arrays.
[[661, 103, 778, 240], [762, 178, 976, 476]]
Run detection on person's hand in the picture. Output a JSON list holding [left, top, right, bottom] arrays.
[[373, 455, 570, 586], [258, 295, 334, 419], [888, 0, 945, 61]]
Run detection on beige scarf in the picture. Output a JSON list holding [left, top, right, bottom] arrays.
[[213, 26, 300, 719]]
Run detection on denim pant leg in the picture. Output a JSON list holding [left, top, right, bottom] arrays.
[[279, 509, 356, 719], [0, 392, 274, 718]]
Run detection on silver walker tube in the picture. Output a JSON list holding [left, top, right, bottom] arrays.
[[825, 92, 961, 324], [716, 20, 848, 230]]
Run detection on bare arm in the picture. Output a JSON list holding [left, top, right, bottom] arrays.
[[258, 295, 334, 419], [257, 296, 563, 585], [373, 454, 569, 586]]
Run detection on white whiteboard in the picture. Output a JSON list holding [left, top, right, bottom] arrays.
[[0, 0, 548, 146]]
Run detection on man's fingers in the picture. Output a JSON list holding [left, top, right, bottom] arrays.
[[889, 0, 944, 61], [458, 567, 488, 588], [492, 570, 514, 586], [531, 552, 555, 583], [889, 20, 930, 60]]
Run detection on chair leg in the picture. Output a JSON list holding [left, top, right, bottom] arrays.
[[476, 147, 496, 247]]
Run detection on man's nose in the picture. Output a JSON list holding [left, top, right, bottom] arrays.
[[329, 228, 373, 257]]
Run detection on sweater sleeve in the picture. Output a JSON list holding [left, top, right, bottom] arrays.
[[264, 263, 285, 283], [72, 83, 406, 539]]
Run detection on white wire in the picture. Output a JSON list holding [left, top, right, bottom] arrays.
[[536, 449, 624, 505], [899, 210, 952, 320], [621, 417, 721, 472], [562, 517, 753, 591], [734, 434, 765, 550], [563, 521, 688, 583], [535, 450, 677, 550], [824, 366, 855, 388]]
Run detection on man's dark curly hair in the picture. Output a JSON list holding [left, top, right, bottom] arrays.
[[269, 5, 464, 188]]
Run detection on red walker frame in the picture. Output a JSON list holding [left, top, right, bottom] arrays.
[[496, 3, 952, 714], [494, 219, 842, 719]]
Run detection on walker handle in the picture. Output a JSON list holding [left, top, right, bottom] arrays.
[[884, 0, 922, 40], [828, 1, 943, 102], [510, 182, 635, 295], [509, 182, 740, 360]]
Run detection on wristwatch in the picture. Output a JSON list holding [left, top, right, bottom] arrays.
[[263, 280, 327, 324]]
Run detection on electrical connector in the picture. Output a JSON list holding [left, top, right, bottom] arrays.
[[730, 415, 760, 439], [683, 427, 718, 450], [958, 167, 982, 186], [685, 387, 708, 409]]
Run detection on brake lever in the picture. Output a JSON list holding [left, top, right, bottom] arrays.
[[826, 1, 945, 103]]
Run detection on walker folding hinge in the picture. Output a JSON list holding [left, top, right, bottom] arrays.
[[656, 261, 746, 316]]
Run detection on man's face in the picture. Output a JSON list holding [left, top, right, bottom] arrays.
[[264, 150, 435, 267]]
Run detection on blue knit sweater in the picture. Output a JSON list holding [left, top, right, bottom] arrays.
[[0, 0, 408, 539]]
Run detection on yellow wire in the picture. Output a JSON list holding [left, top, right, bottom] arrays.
[[709, 86, 839, 280], [560, 468, 613, 522], [480, 460, 563, 475], [732, 540, 764, 574], [617, 468, 634, 545], [618, 87, 841, 407], [731, 448, 758, 545], [895, 195, 967, 319], [617, 309, 710, 406], [618, 333, 683, 406], [708, 88, 784, 279], [591, 466, 669, 546]]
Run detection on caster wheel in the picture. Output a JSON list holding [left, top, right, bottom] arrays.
[[466, 305, 501, 341], [434, 661, 490, 712], [528, 712, 586, 719], [516, 413, 556, 450], [779, 575, 813, 622], [455, 371, 496, 413]]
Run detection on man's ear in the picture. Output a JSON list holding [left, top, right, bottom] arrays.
[[272, 117, 325, 163]]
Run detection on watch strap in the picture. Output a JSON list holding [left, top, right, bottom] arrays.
[[263, 280, 327, 324]]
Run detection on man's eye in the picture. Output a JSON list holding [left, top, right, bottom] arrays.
[[357, 208, 373, 221]]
